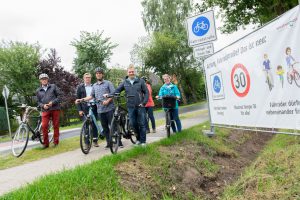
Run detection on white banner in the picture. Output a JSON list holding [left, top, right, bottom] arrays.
[[204, 6, 300, 130]]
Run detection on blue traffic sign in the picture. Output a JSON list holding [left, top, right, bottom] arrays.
[[213, 75, 221, 93], [192, 16, 210, 36]]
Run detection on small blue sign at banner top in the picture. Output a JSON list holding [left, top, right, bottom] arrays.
[[192, 16, 210, 36], [213, 75, 221, 93]]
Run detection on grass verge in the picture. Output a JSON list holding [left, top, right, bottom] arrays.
[[222, 134, 300, 199]]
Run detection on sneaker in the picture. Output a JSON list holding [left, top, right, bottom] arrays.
[[119, 142, 124, 148], [93, 141, 99, 147], [152, 129, 156, 133], [134, 141, 141, 146], [104, 145, 110, 149], [141, 143, 146, 147]]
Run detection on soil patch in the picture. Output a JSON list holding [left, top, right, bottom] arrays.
[[115, 129, 273, 199]]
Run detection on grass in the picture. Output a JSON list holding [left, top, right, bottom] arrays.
[[1, 122, 235, 200], [0, 136, 102, 170], [222, 134, 300, 199]]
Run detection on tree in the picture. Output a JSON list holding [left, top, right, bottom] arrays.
[[0, 41, 40, 105], [71, 30, 118, 79], [38, 49, 81, 125], [197, 0, 299, 33]]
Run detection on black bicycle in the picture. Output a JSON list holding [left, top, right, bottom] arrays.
[[160, 96, 178, 138], [77, 100, 104, 154], [11, 104, 53, 157], [108, 93, 137, 154]]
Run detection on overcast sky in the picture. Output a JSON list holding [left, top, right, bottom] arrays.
[[0, 0, 253, 71]]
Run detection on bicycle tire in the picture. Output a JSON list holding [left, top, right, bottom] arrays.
[[38, 120, 54, 145], [12, 124, 29, 157], [287, 72, 292, 84], [80, 120, 93, 154], [166, 111, 171, 138], [109, 117, 120, 154], [267, 76, 272, 91], [294, 70, 300, 87]]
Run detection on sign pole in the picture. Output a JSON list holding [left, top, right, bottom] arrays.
[[2, 86, 11, 138], [200, 60, 215, 136]]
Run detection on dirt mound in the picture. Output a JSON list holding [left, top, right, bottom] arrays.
[[115, 129, 273, 199]]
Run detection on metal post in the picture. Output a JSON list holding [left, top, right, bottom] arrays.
[[200, 59, 215, 137], [4, 95, 11, 139]]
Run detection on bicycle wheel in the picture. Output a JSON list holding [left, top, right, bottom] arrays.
[[127, 117, 137, 144], [80, 120, 93, 154], [109, 117, 121, 154], [287, 72, 292, 84], [38, 120, 54, 145], [166, 111, 171, 138], [294, 71, 300, 87], [12, 124, 29, 157]]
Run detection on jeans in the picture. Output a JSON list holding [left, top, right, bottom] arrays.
[[169, 108, 182, 132], [99, 109, 114, 145], [145, 107, 156, 130], [42, 110, 60, 146], [128, 107, 146, 143]]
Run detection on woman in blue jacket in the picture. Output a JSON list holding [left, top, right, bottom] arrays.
[[157, 74, 182, 132]]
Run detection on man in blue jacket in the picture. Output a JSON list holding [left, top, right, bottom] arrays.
[[106, 64, 149, 146]]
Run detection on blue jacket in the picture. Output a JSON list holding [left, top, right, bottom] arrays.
[[158, 83, 181, 109]]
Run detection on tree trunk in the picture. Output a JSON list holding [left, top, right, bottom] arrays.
[[178, 83, 187, 105]]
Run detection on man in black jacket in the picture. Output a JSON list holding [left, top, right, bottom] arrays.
[[76, 73, 100, 147], [36, 73, 62, 148], [106, 64, 149, 146]]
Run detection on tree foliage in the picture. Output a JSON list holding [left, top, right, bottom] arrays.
[[0, 41, 40, 105], [140, 0, 205, 103], [38, 49, 80, 109], [71, 30, 118, 79], [197, 0, 299, 33]]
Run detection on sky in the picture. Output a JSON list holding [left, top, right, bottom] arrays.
[[0, 0, 253, 72]]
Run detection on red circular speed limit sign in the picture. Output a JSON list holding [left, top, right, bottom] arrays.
[[231, 63, 250, 97]]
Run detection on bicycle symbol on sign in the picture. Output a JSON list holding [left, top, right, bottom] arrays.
[[213, 76, 221, 93], [193, 21, 209, 33]]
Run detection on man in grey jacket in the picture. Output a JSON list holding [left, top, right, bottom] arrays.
[[106, 64, 149, 146], [36, 73, 62, 148]]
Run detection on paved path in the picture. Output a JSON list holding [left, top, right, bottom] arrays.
[[0, 110, 208, 196]]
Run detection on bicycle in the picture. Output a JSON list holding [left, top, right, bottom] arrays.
[[287, 62, 300, 87], [108, 93, 137, 154], [77, 100, 104, 154], [193, 21, 208, 33], [11, 104, 53, 157], [159, 96, 178, 138]]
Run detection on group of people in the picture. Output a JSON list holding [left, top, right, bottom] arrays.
[[36, 64, 182, 149]]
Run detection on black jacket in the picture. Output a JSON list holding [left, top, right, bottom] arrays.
[[36, 84, 61, 112], [76, 83, 91, 113], [114, 77, 149, 108]]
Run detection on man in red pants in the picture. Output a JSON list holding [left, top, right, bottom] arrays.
[[36, 73, 62, 148]]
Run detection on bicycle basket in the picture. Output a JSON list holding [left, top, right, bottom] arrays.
[[162, 96, 177, 109]]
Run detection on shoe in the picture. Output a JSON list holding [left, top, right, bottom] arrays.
[[93, 141, 99, 147], [152, 129, 156, 133], [134, 141, 141, 146], [119, 142, 124, 148], [146, 129, 150, 134], [42, 145, 49, 149], [99, 134, 105, 140], [104, 145, 110, 149], [141, 143, 146, 147]]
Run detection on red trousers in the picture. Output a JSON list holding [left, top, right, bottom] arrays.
[[42, 110, 60, 146]]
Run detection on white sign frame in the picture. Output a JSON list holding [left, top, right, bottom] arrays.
[[186, 10, 217, 47]]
